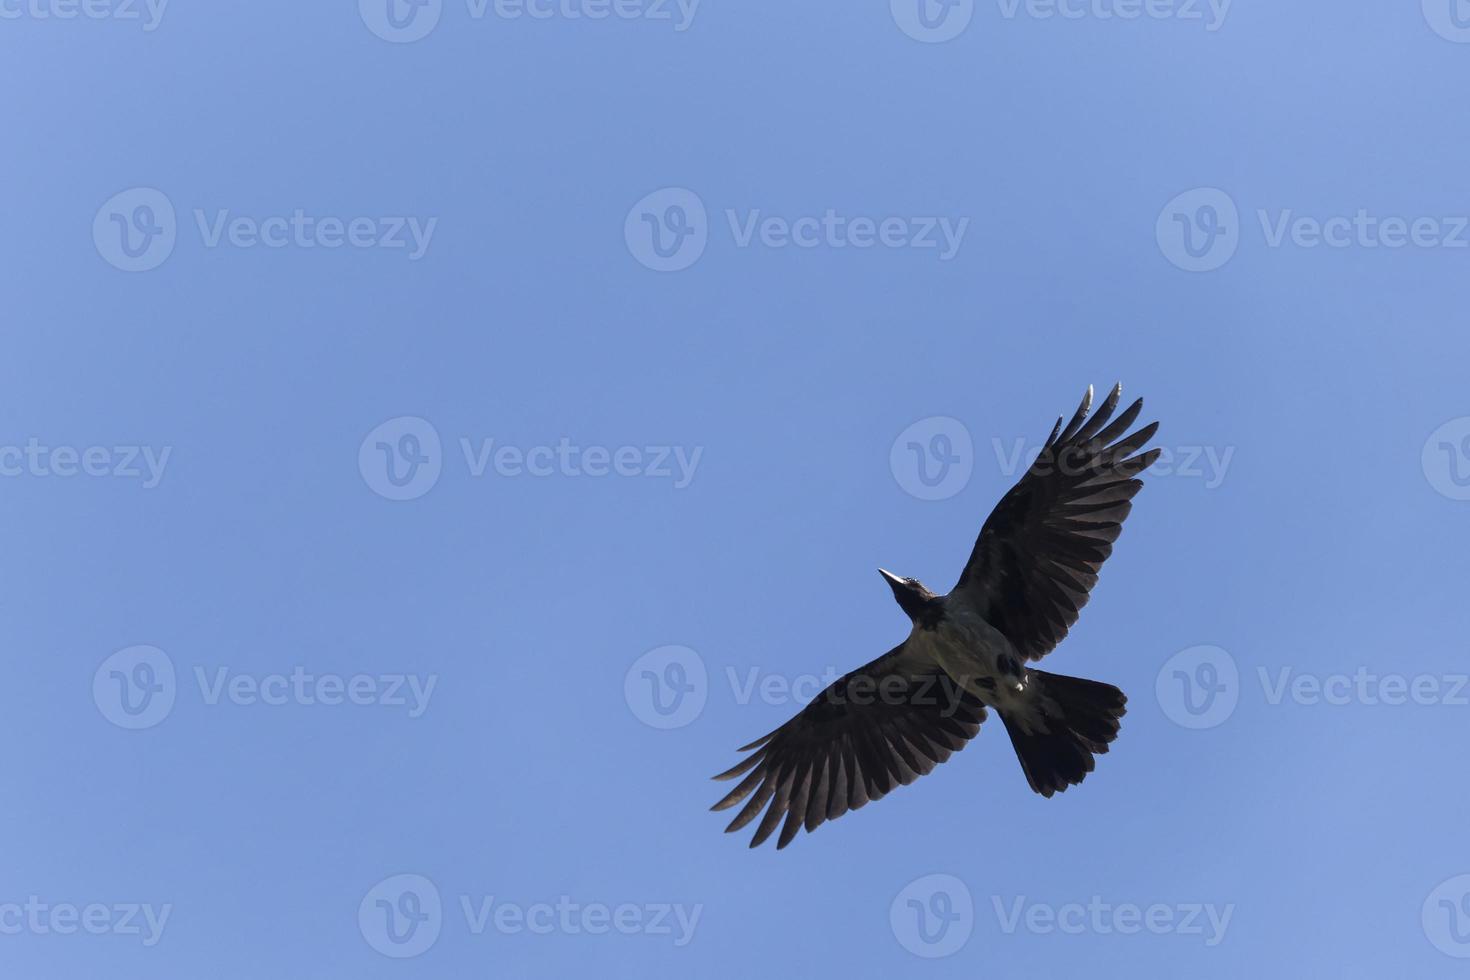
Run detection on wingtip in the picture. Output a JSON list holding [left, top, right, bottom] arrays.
[[736, 732, 775, 753], [711, 753, 763, 781], [1044, 415, 1064, 448]]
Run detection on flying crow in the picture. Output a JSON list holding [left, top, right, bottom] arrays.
[[711, 384, 1159, 849]]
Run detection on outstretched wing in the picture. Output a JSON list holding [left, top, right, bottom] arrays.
[[710, 644, 987, 850], [953, 383, 1160, 662]]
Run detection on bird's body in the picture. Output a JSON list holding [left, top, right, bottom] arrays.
[[712, 384, 1159, 849]]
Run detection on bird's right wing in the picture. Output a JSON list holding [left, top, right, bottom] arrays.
[[711, 643, 987, 850]]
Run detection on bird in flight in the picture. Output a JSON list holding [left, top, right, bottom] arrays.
[[711, 384, 1160, 849]]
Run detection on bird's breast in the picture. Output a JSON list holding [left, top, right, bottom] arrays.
[[914, 600, 1026, 705]]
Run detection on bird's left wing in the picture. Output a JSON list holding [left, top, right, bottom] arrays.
[[952, 383, 1160, 662], [711, 643, 987, 850]]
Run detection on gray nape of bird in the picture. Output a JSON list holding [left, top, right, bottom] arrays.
[[711, 383, 1159, 849]]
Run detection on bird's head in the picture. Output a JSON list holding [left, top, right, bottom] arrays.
[[879, 569, 939, 624]]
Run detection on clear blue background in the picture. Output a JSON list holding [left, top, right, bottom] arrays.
[[3, 1, 1469, 977]]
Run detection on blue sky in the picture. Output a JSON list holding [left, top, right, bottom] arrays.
[[3, 1, 1470, 977]]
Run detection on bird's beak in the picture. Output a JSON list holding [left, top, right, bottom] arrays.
[[878, 568, 904, 589]]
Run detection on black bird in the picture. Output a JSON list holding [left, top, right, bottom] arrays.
[[711, 384, 1160, 849]]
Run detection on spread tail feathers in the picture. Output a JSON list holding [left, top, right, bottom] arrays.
[[1000, 670, 1126, 797]]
